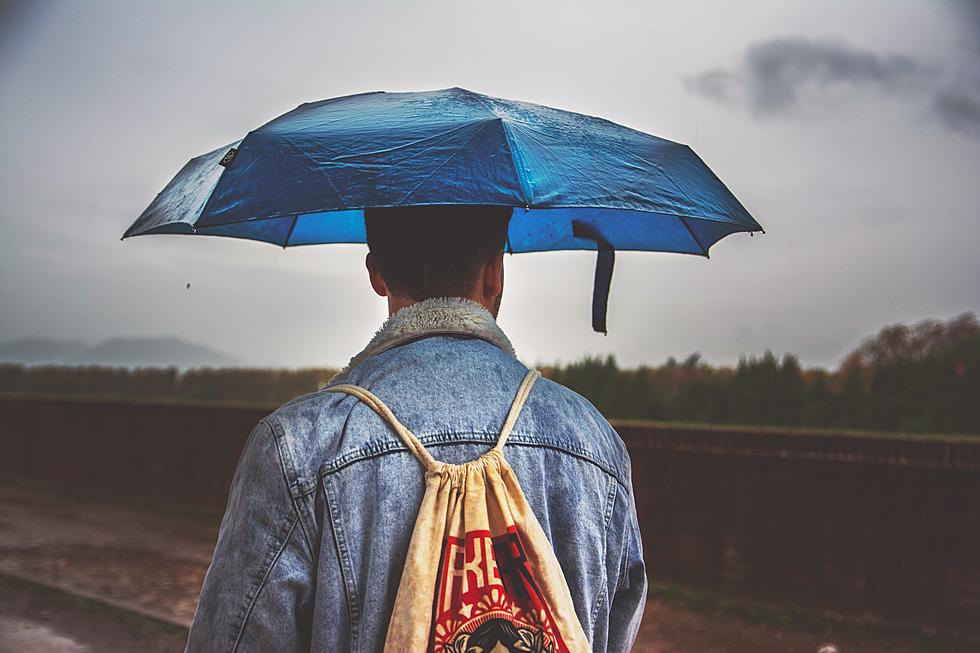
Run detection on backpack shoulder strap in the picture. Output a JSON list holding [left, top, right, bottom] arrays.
[[493, 369, 541, 452], [326, 368, 540, 470], [325, 383, 439, 473]]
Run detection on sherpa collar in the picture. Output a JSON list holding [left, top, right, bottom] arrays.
[[332, 297, 515, 380]]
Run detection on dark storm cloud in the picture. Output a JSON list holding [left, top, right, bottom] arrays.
[[686, 37, 930, 115]]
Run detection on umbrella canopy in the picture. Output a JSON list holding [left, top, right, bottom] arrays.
[[123, 87, 762, 332]]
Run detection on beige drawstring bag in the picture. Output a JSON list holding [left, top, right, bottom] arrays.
[[327, 368, 590, 652]]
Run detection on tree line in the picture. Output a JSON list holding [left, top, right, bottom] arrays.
[[1, 312, 976, 435], [547, 311, 978, 435]]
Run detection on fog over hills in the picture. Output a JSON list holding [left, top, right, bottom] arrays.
[[0, 336, 239, 369]]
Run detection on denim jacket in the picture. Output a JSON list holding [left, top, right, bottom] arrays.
[[186, 298, 646, 652]]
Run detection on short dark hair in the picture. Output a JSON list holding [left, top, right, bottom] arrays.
[[364, 205, 512, 300]]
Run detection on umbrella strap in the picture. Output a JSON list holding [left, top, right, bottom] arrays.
[[572, 221, 615, 335]]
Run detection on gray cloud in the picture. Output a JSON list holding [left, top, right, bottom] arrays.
[[686, 37, 930, 115], [928, 1, 980, 136], [931, 88, 980, 135], [0, 1, 47, 57], [946, 0, 980, 60], [686, 36, 980, 137], [683, 68, 742, 105]]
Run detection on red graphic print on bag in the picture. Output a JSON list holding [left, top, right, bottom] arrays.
[[430, 526, 570, 653]]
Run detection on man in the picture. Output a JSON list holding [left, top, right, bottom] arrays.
[[185, 205, 647, 652]]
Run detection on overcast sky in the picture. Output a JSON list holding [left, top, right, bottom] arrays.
[[1, 0, 978, 370]]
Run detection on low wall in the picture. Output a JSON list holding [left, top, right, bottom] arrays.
[[0, 395, 264, 512], [1, 394, 978, 629], [616, 423, 980, 629]]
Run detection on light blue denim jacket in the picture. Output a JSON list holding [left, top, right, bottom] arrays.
[[186, 298, 646, 652]]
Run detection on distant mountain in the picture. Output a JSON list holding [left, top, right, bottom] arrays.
[[0, 338, 89, 365], [0, 336, 239, 368]]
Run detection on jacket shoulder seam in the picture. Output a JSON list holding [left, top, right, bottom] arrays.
[[266, 416, 318, 497], [266, 417, 317, 554]]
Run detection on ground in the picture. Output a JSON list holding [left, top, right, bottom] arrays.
[[0, 485, 969, 652]]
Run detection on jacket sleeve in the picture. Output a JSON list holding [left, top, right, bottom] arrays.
[[605, 472, 648, 652], [185, 420, 316, 653]]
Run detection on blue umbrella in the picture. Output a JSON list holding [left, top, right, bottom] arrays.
[[123, 87, 762, 332]]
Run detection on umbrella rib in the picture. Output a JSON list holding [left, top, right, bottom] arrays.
[[283, 214, 299, 248], [467, 90, 531, 203], [498, 120, 533, 207], [680, 216, 709, 257]]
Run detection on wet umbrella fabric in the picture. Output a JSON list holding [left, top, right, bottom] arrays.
[[123, 87, 762, 332]]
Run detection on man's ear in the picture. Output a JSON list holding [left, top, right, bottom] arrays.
[[482, 249, 505, 301], [366, 252, 389, 297]]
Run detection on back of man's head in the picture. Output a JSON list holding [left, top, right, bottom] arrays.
[[364, 205, 512, 300]]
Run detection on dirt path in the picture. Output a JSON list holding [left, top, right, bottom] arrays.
[[0, 575, 187, 653], [0, 484, 967, 652], [0, 485, 214, 626], [635, 599, 946, 653]]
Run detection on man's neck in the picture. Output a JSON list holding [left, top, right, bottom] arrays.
[[387, 294, 496, 318], [330, 296, 515, 382]]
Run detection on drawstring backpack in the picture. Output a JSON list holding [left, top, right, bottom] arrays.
[[326, 368, 591, 652]]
